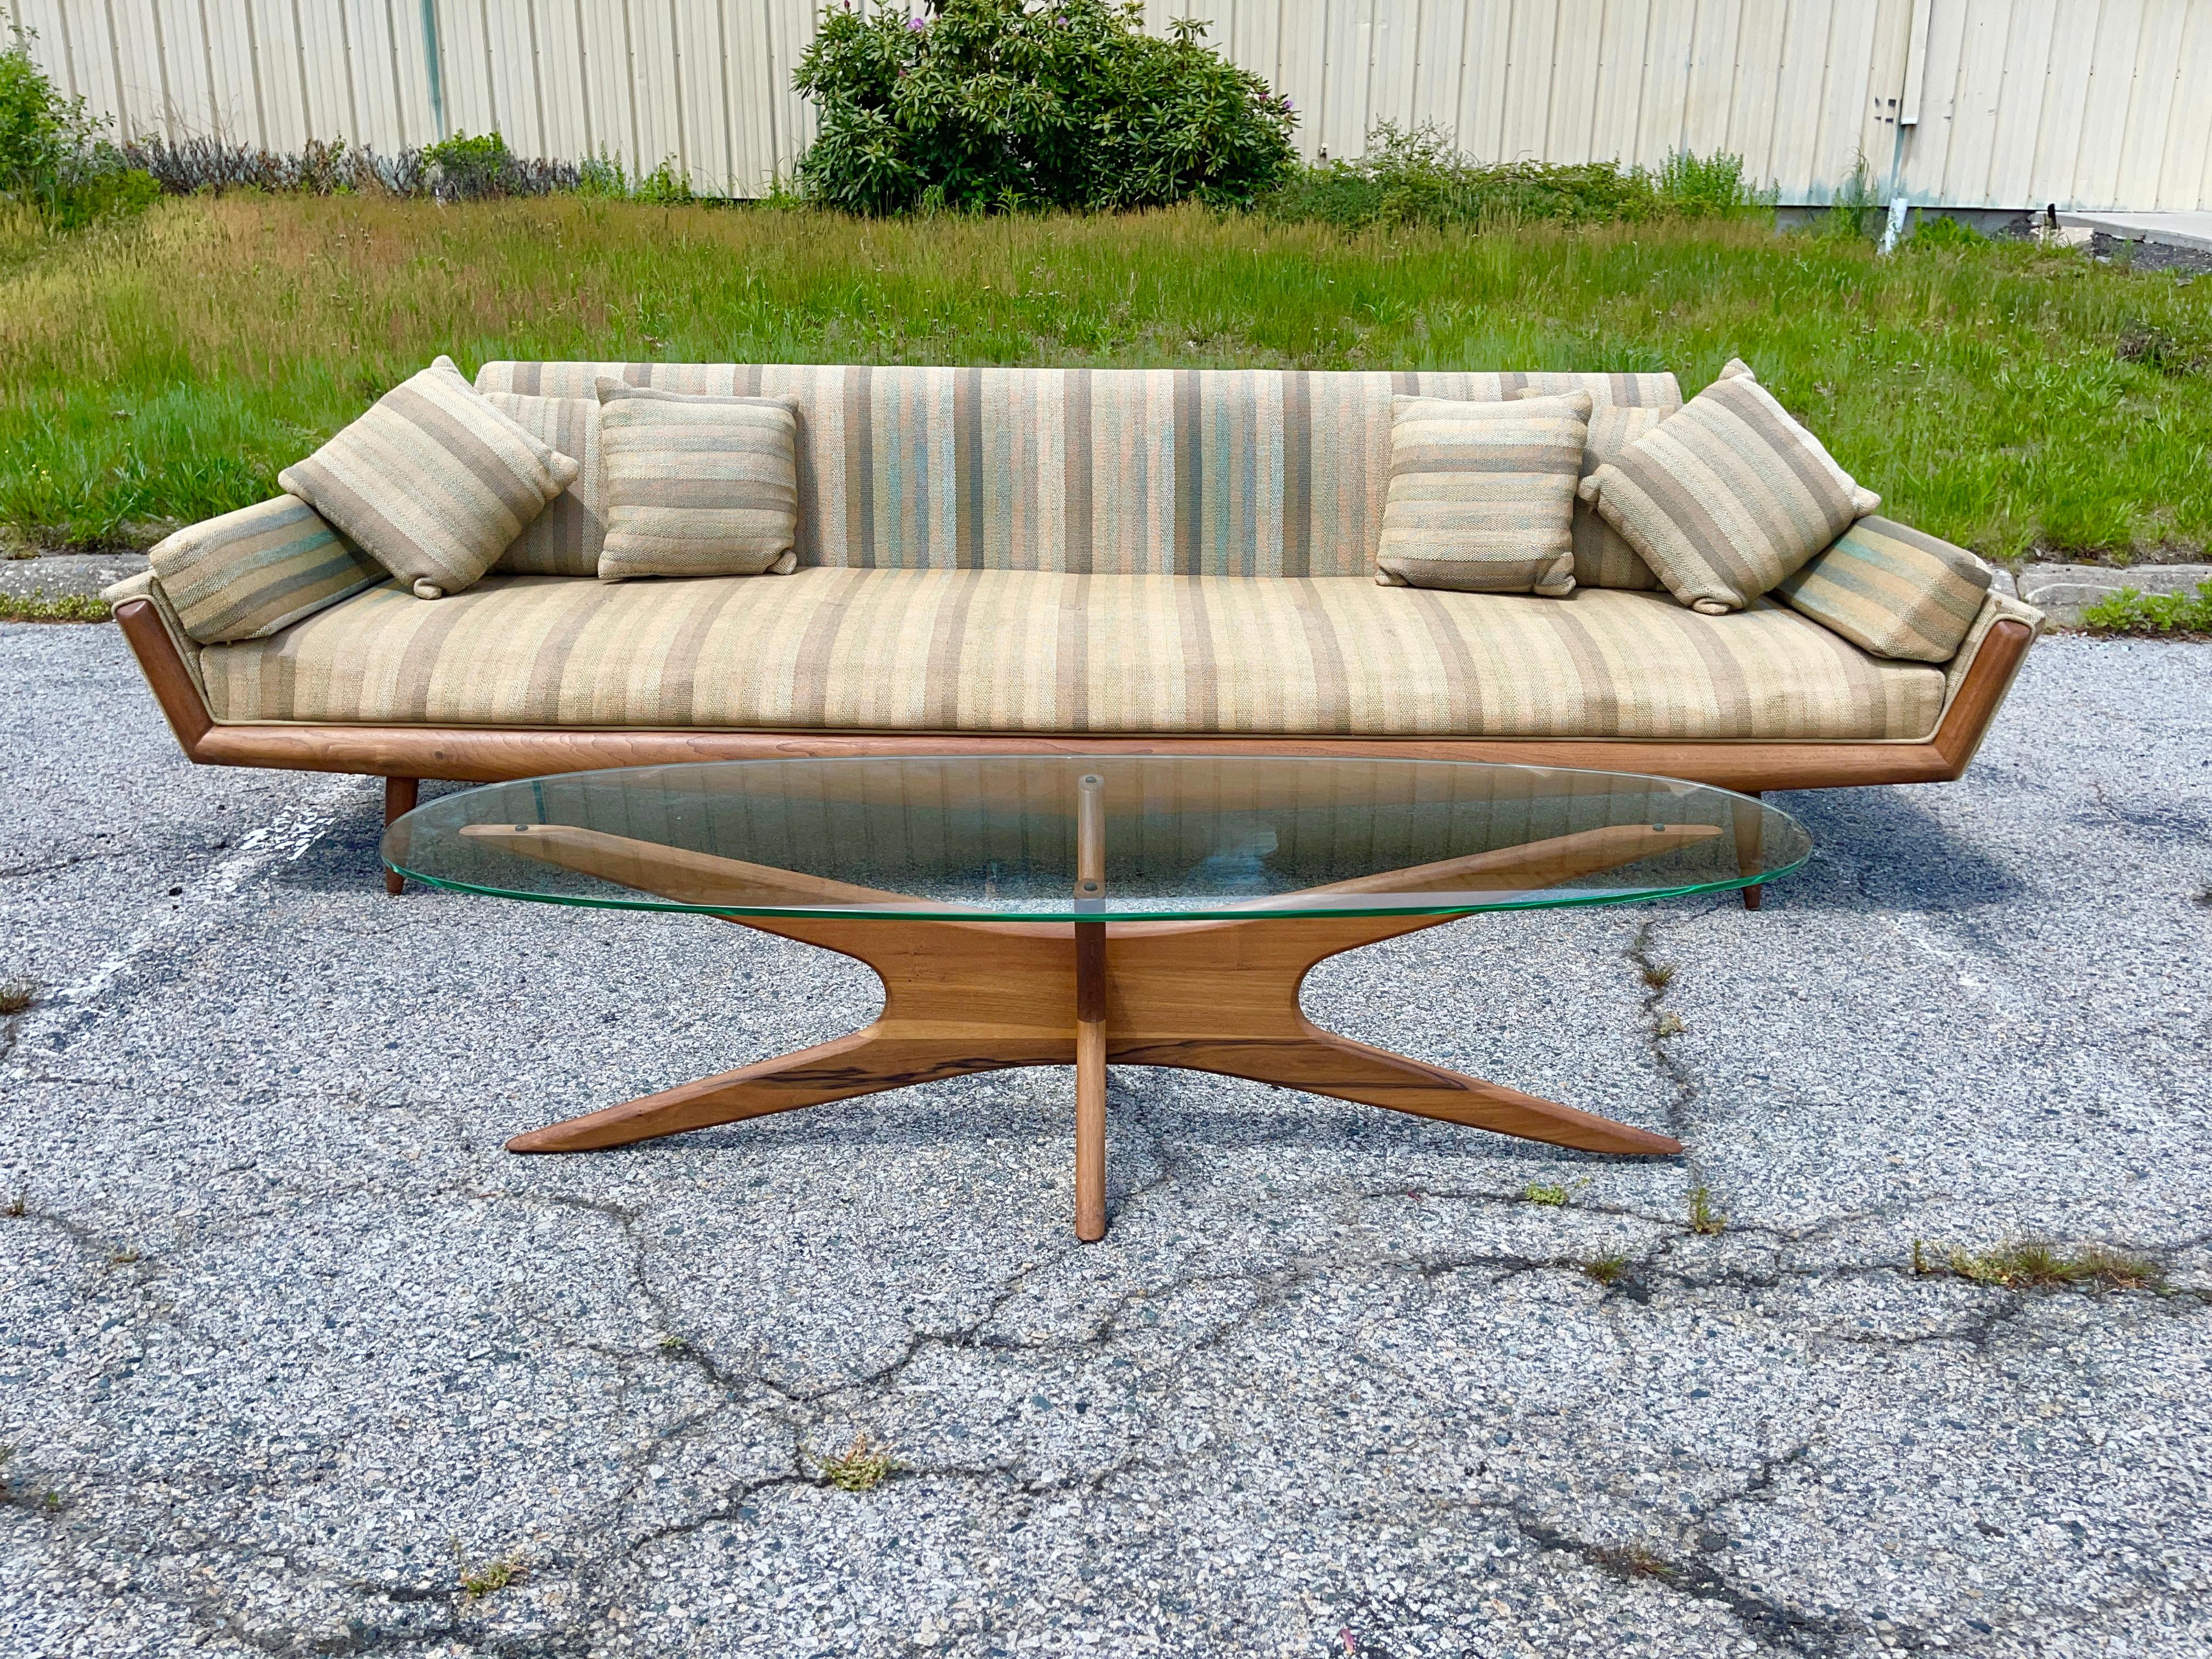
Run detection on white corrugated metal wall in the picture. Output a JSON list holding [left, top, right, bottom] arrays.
[[6, 1, 2208, 210]]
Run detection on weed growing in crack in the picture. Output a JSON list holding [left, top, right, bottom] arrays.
[[453, 1539, 526, 1599], [108, 1246, 140, 1266], [1583, 1255, 1630, 1286], [1687, 1186, 1726, 1235], [1640, 962, 1678, 990], [0, 977, 36, 1015], [1592, 1542, 1678, 1582], [1654, 1011, 1686, 1038], [658, 1334, 690, 1355], [1912, 1238, 1931, 1276], [1939, 1240, 2162, 1293], [1523, 1178, 1587, 1207], [4, 1192, 24, 1219], [41, 1491, 61, 1514], [814, 1431, 896, 1492]]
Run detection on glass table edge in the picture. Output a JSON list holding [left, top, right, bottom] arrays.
[[381, 847, 1809, 923]]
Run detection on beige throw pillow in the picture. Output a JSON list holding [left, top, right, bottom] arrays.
[[278, 356, 578, 600], [594, 381, 800, 581], [1580, 366, 1875, 614], [1376, 392, 1592, 596]]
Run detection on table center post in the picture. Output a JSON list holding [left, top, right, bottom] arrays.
[[1073, 772, 1108, 1243]]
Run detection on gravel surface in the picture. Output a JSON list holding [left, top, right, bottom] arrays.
[[0, 553, 149, 601], [3, 624, 2209, 1658]]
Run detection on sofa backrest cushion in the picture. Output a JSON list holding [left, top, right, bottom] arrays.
[[485, 392, 603, 577], [476, 363, 1680, 579]]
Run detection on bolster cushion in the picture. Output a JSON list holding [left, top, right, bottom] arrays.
[[1774, 515, 1993, 663], [145, 495, 387, 644]]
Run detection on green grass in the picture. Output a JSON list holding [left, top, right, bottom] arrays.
[[1922, 1239, 2162, 1292], [2080, 580, 2212, 636], [0, 589, 109, 621], [1, 194, 2208, 557]]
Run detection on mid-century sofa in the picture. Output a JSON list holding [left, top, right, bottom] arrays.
[[106, 362, 2042, 900]]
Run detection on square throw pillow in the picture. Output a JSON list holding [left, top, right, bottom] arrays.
[[483, 392, 603, 577], [1375, 391, 1592, 596], [1515, 390, 1668, 589], [594, 380, 800, 580], [279, 356, 578, 600], [1773, 515, 1993, 662], [146, 494, 387, 644], [1579, 366, 1876, 614]]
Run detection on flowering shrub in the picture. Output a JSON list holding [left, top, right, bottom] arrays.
[[793, 0, 1296, 215]]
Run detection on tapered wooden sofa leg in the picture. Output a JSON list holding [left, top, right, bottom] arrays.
[[383, 776, 420, 895]]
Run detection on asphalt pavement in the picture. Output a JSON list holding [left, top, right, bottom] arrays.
[[2, 622, 2208, 1658]]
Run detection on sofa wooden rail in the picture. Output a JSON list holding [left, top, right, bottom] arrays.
[[112, 597, 2032, 903]]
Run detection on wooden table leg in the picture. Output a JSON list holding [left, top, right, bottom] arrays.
[[1072, 774, 1108, 1240], [1735, 791, 1764, 911], [483, 820, 1688, 1198], [383, 776, 419, 896], [1074, 923, 1107, 1240]]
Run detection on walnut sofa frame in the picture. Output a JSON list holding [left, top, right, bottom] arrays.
[[112, 597, 2035, 909]]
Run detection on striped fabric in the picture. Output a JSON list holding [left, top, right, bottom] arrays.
[[1376, 393, 1589, 595], [200, 569, 1943, 740], [1713, 358, 1881, 515], [594, 382, 800, 580], [476, 363, 1680, 579], [1942, 589, 2043, 718], [1517, 391, 1669, 589], [101, 568, 209, 704], [279, 356, 579, 600], [485, 392, 603, 577], [1582, 372, 1874, 616], [1774, 515, 1993, 662], [144, 494, 386, 644]]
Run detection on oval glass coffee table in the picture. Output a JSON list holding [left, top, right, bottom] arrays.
[[385, 757, 1807, 1240]]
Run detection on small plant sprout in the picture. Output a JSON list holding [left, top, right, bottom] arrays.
[[657, 1334, 689, 1355], [1594, 1542, 1678, 1581], [1654, 1011, 1687, 1039], [453, 1539, 525, 1599], [1640, 962, 1678, 990], [4, 1192, 24, 1219], [815, 1431, 896, 1493], [0, 977, 38, 1015], [1687, 1187, 1726, 1236], [108, 1246, 140, 1266], [1912, 1239, 1930, 1276], [1583, 1255, 1629, 1286], [1522, 1180, 1576, 1207], [1940, 1242, 2161, 1293]]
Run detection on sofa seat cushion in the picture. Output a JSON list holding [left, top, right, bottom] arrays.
[[198, 571, 1944, 740]]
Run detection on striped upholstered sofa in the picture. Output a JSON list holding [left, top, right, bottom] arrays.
[[107, 360, 2042, 893]]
